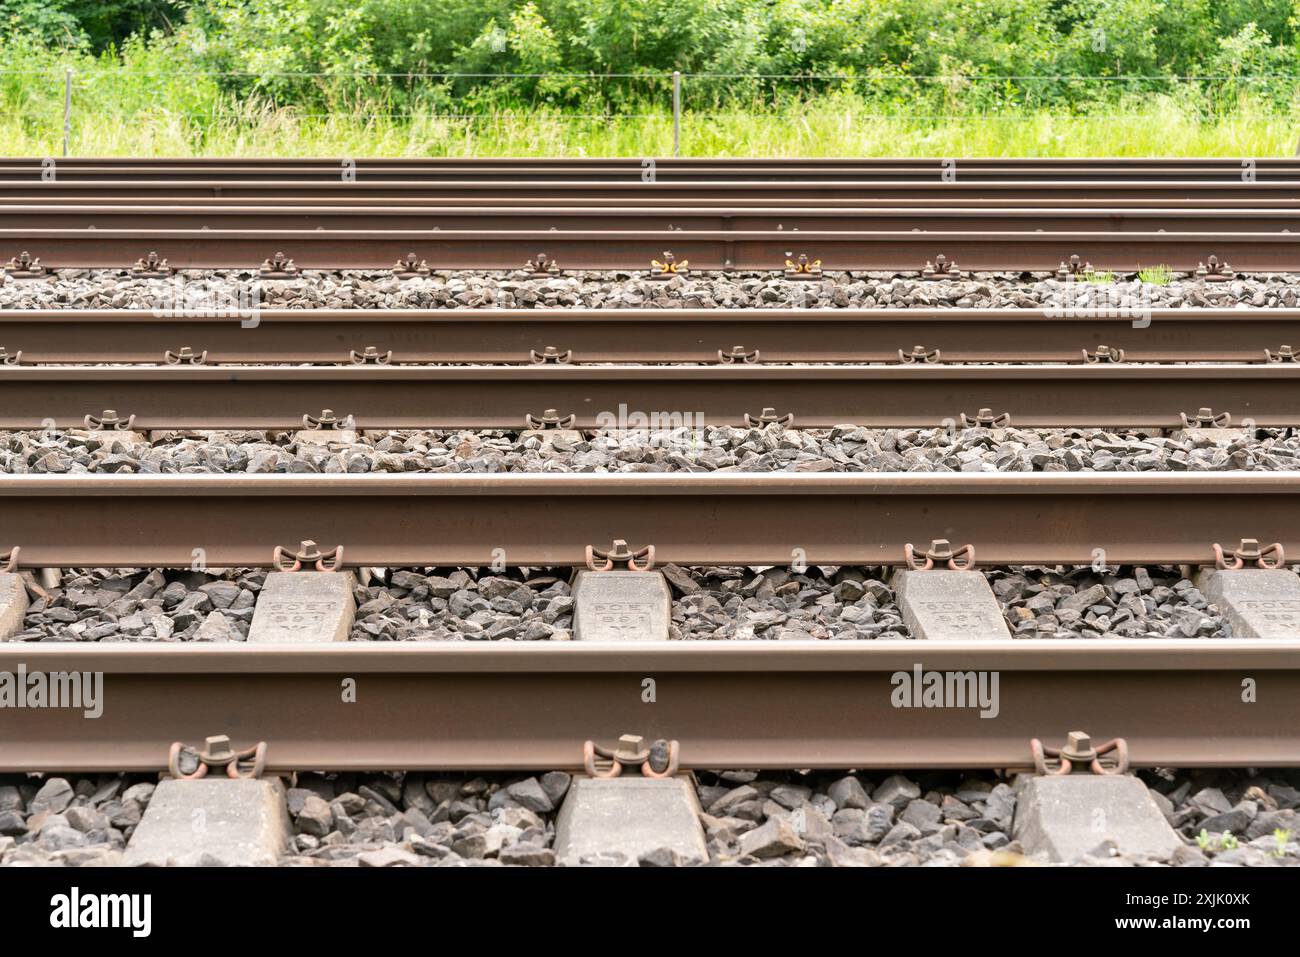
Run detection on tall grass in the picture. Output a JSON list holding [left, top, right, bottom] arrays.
[[0, 39, 1294, 157], [3, 93, 1296, 157]]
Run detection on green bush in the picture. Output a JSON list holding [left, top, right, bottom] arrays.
[[0, 0, 1297, 155], [7, 0, 1297, 110]]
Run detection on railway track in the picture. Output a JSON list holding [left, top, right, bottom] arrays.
[[3, 639, 1296, 772], [1, 362, 1296, 429], [4, 203, 1300, 233], [3, 308, 1296, 364], [3, 156, 1299, 181], [3, 158, 1298, 867], [2, 470, 1298, 775], [2, 180, 1297, 203], [0, 472, 1294, 568], [1, 227, 1292, 271], [17, 194, 1300, 210]]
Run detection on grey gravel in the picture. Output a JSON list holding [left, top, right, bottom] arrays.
[[699, 767, 1300, 866], [279, 772, 560, 866], [3, 768, 1295, 866], [993, 565, 1238, 639], [345, 564, 901, 642], [15, 561, 1287, 643], [0, 773, 151, 866], [4, 424, 1298, 475], [3, 269, 1300, 311], [12, 568, 262, 642]]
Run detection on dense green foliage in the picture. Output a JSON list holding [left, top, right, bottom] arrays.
[[4, 0, 1299, 109], [0, 1, 1296, 155]]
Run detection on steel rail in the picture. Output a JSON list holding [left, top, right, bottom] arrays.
[[0, 472, 1295, 568], [6, 203, 1300, 233], [1, 227, 1295, 270], [1, 180, 1297, 202], [3, 308, 1298, 365], [1, 159, 1298, 182], [6, 156, 1300, 163], [0, 363, 1296, 430], [2, 639, 1297, 772], [17, 195, 1300, 211], [16, 169, 1288, 182], [8, 157, 1300, 168]]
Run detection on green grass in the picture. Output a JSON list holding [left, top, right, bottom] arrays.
[[1196, 829, 1240, 852], [1081, 270, 1116, 284], [1137, 265, 1175, 284], [1275, 828, 1293, 857], [4, 93, 1297, 157]]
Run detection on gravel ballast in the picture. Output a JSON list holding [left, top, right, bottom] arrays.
[[13, 561, 1280, 643], [3, 424, 1296, 475], [3, 768, 1296, 867], [3, 269, 1300, 311]]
